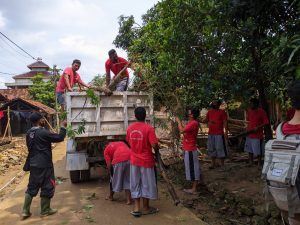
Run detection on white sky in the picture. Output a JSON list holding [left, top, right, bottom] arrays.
[[0, 0, 159, 88]]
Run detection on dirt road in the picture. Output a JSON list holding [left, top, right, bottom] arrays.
[[0, 141, 205, 225]]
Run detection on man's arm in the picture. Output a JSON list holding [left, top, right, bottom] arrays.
[[63, 73, 72, 91], [106, 70, 111, 86], [41, 121, 67, 143], [175, 117, 185, 133]]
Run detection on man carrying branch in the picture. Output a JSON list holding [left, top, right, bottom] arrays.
[[105, 49, 131, 91], [244, 98, 269, 167]]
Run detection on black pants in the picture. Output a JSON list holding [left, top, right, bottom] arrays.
[[26, 167, 55, 198]]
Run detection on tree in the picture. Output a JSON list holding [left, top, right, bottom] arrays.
[[28, 74, 55, 108], [114, 0, 300, 140]]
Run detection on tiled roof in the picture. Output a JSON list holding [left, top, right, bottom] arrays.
[[0, 98, 56, 115], [13, 71, 52, 79], [0, 89, 31, 100], [27, 61, 50, 69], [22, 99, 56, 114]]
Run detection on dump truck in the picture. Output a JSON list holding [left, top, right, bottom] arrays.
[[65, 91, 153, 183]]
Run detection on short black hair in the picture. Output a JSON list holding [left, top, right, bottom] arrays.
[[108, 49, 116, 57], [72, 59, 81, 65], [134, 107, 146, 121], [249, 98, 259, 107], [288, 80, 300, 110], [30, 112, 43, 123], [190, 109, 200, 119]]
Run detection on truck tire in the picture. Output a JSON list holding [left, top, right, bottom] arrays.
[[80, 169, 90, 182], [70, 170, 80, 183]]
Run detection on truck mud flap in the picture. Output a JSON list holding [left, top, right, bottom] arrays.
[[66, 152, 89, 171]]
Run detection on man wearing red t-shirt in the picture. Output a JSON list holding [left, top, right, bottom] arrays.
[[105, 49, 130, 91], [56, 59, 90, 111], [276, 81, 300, 225], [126, 107, 159, 217], [244, 98, 269, 166], [104, 141, 131, 204], [176, 109, 200, 195], [206, 100, 228, 169]]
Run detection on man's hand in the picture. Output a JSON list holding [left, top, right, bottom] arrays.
[[175, 117, 180, 123], [61, 120, 67, 128], [68, 87, 72, 92]]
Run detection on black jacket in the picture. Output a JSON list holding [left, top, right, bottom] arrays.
[[26, 127, 66, 168]]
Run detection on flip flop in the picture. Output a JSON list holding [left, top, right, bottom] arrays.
[[183, 189, 199, 195], [130, 211, 142, 217], [142, 207, 159, 215]]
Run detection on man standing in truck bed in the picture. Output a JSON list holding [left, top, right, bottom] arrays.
[[105, 49, 130, 91]]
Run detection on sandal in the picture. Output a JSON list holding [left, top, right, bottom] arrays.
[[142, 207, 159, 215], [183, 189, 199, 195], [130, 211, 142, 217]]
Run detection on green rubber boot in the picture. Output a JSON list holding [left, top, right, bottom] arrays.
[[21, 193, 32, 220], [40, 197, 57, 217]]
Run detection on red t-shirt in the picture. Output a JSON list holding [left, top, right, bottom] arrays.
[[103, 141, 131, 165], [247, 108, 269, 139], [182, 120, 199, 151], [126, 122, 158, 168], [206, 109, 228, 135], [105, 57, 129, 79], [286, 108, 296, 121], [282, 122, 300, 135], [56, 67, 83, 92]]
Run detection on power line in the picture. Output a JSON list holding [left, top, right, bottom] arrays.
[[0, 71, 15, 75], [0, 31, 36, 60], [0, 35, 32, 59]]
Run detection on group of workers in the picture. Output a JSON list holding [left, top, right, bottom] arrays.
[[19, 48, 300, 223]]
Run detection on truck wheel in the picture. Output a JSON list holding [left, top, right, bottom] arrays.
[[70, 170, 80, 183], [80, 169, 90, 182]]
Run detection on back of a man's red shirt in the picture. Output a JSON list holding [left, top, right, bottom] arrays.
[[126, 122, 158, 168], [104, 141, 131, 165], [206, 109, 228, 135]]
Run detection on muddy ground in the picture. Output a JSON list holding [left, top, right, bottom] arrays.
[[0, 137, 283, 225]]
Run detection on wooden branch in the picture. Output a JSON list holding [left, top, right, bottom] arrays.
[[107, 64, 129, 91]]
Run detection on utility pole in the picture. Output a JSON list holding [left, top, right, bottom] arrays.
[[53, 65, 60, 131]]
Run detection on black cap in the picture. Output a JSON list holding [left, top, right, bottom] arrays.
[[30, 112, 43, 123]]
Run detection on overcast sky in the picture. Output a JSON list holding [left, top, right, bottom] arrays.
[[0, 0, 159, 88]]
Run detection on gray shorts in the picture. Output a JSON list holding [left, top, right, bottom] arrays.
[[115, 77, 128, 91], [244, 137, 264, 156], [184, 150, 200, 181], [56, 92, 65, 105], [207, 135, 228, 158], [130, 165, 157, 199], [111, 161, 130, 192]]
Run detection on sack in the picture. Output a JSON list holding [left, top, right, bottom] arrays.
[[262, 123, 300, 217]]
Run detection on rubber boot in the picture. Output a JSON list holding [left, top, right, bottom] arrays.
[[40, 197, 57, 216], [21, 193, 32, 220]]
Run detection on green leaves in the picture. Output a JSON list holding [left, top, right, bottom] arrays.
[[29, 74, 55, 108], [86, 89, 100, 107], [66, 119, 86, 140]]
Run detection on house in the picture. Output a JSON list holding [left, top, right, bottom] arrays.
[[0, 98, 56, 135], [5, 58, 52, 89]]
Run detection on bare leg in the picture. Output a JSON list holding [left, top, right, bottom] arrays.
[[248, 153, 254, 165], [142, 198, 150, 211], [257, 155, 262, 167], [210, 157, 216, 169], [133, 198, 141, 212], [191, 180, 198, 193], [219, 158, 225, 167], [105, 190, 114, 201], [125, 190, 132, 205]]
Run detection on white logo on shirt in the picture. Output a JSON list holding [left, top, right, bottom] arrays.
[[130, 130, 143, 141]]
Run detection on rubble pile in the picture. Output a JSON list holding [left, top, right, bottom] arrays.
[[0, 137, 27, 175]]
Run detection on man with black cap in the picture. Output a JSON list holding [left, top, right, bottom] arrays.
[[21, 112, 67, 219]]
